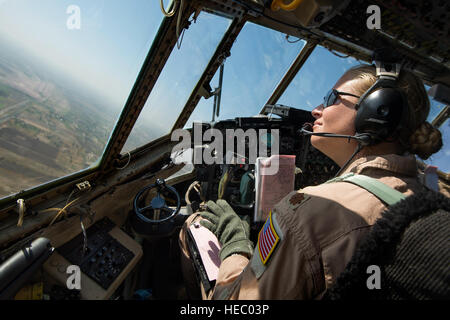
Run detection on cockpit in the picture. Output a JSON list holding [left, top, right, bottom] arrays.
[[0, 0, 449, 301]]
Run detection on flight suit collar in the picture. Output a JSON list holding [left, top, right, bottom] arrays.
[[340, 154, 418, 177]]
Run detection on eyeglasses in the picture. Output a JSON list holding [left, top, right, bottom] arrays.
[[323, 89, 360, 108]]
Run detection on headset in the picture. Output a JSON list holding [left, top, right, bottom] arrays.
[[299, 49, 410, 175], [354, 53, 410, 144]]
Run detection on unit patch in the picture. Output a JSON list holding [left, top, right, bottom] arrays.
[[287, 192, 310, 210], [289, 192, 305, 205], [258, 211, 280, 265]]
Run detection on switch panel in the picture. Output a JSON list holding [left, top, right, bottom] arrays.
[[57, 217, 135, 290]]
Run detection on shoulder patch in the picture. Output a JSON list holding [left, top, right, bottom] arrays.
[[251, 210, 284, 279], [258, 211, 280, 265]]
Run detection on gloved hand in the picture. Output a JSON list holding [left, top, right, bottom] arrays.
[[200, 200, 254, 261]]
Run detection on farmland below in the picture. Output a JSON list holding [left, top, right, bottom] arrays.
[[0, 51, 116, 198]]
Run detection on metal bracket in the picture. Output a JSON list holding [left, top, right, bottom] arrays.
[[375, 61, 402, 81], [199, 83, 215, 99], [16, 199, 25, 227], [76, 181, 91, 191]]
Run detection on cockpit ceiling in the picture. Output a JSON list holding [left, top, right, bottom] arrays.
[[320, 0, 450, 84], [203, 0, 450, 87]]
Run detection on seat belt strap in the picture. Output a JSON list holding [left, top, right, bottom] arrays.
[[326, 173, 406, 206]]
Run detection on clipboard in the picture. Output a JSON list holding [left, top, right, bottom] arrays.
[[186, 222, 222, 293]]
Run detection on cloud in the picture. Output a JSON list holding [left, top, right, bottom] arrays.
[[274, 33, 284, 45], [263, 54, 273, 70]]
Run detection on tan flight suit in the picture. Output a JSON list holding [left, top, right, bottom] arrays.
[[179, 154, 424, 299]]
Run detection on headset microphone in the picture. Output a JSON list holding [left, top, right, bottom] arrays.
[[299, 122, 370, 177], [299, 123, 373, 146]]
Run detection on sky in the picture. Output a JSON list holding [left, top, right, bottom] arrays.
[[0, 0, 448, 172]]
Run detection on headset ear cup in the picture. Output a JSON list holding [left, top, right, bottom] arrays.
[[355, 88, 405, 142]]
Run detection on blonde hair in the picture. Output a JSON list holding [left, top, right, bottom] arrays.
[[343, 65, 442, 159]]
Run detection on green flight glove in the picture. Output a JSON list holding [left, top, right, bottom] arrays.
[[200, 199, 254, 261]]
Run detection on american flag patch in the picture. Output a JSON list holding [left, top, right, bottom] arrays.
[[258, 211, 280, 265]]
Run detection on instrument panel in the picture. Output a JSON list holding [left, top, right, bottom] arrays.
[[188, 106, 339, 214], [43, 217, 142, 300]]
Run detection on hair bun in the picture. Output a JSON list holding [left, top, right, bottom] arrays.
[[409, 122, 443, 160]]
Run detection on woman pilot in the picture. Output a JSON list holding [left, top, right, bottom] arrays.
[[178, 63, 443, 299]]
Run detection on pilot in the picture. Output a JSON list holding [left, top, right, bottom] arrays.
[[178, 64, 443, 299]]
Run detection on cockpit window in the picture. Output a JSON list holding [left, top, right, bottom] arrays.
[[0, 0, 160, 198], [424, 99, 449, 173], [121, 11, 231, 153], [276, 45, 360, 111], [185, 23, 306, 127]]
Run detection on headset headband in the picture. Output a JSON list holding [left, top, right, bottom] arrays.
[[354, 61, 402, 111]]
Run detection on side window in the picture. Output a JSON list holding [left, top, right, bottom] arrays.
[[0, 0, 160, 198]]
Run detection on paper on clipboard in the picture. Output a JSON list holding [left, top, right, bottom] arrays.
[[188, 222, 222, 281], [254, 155, 296, 222]]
